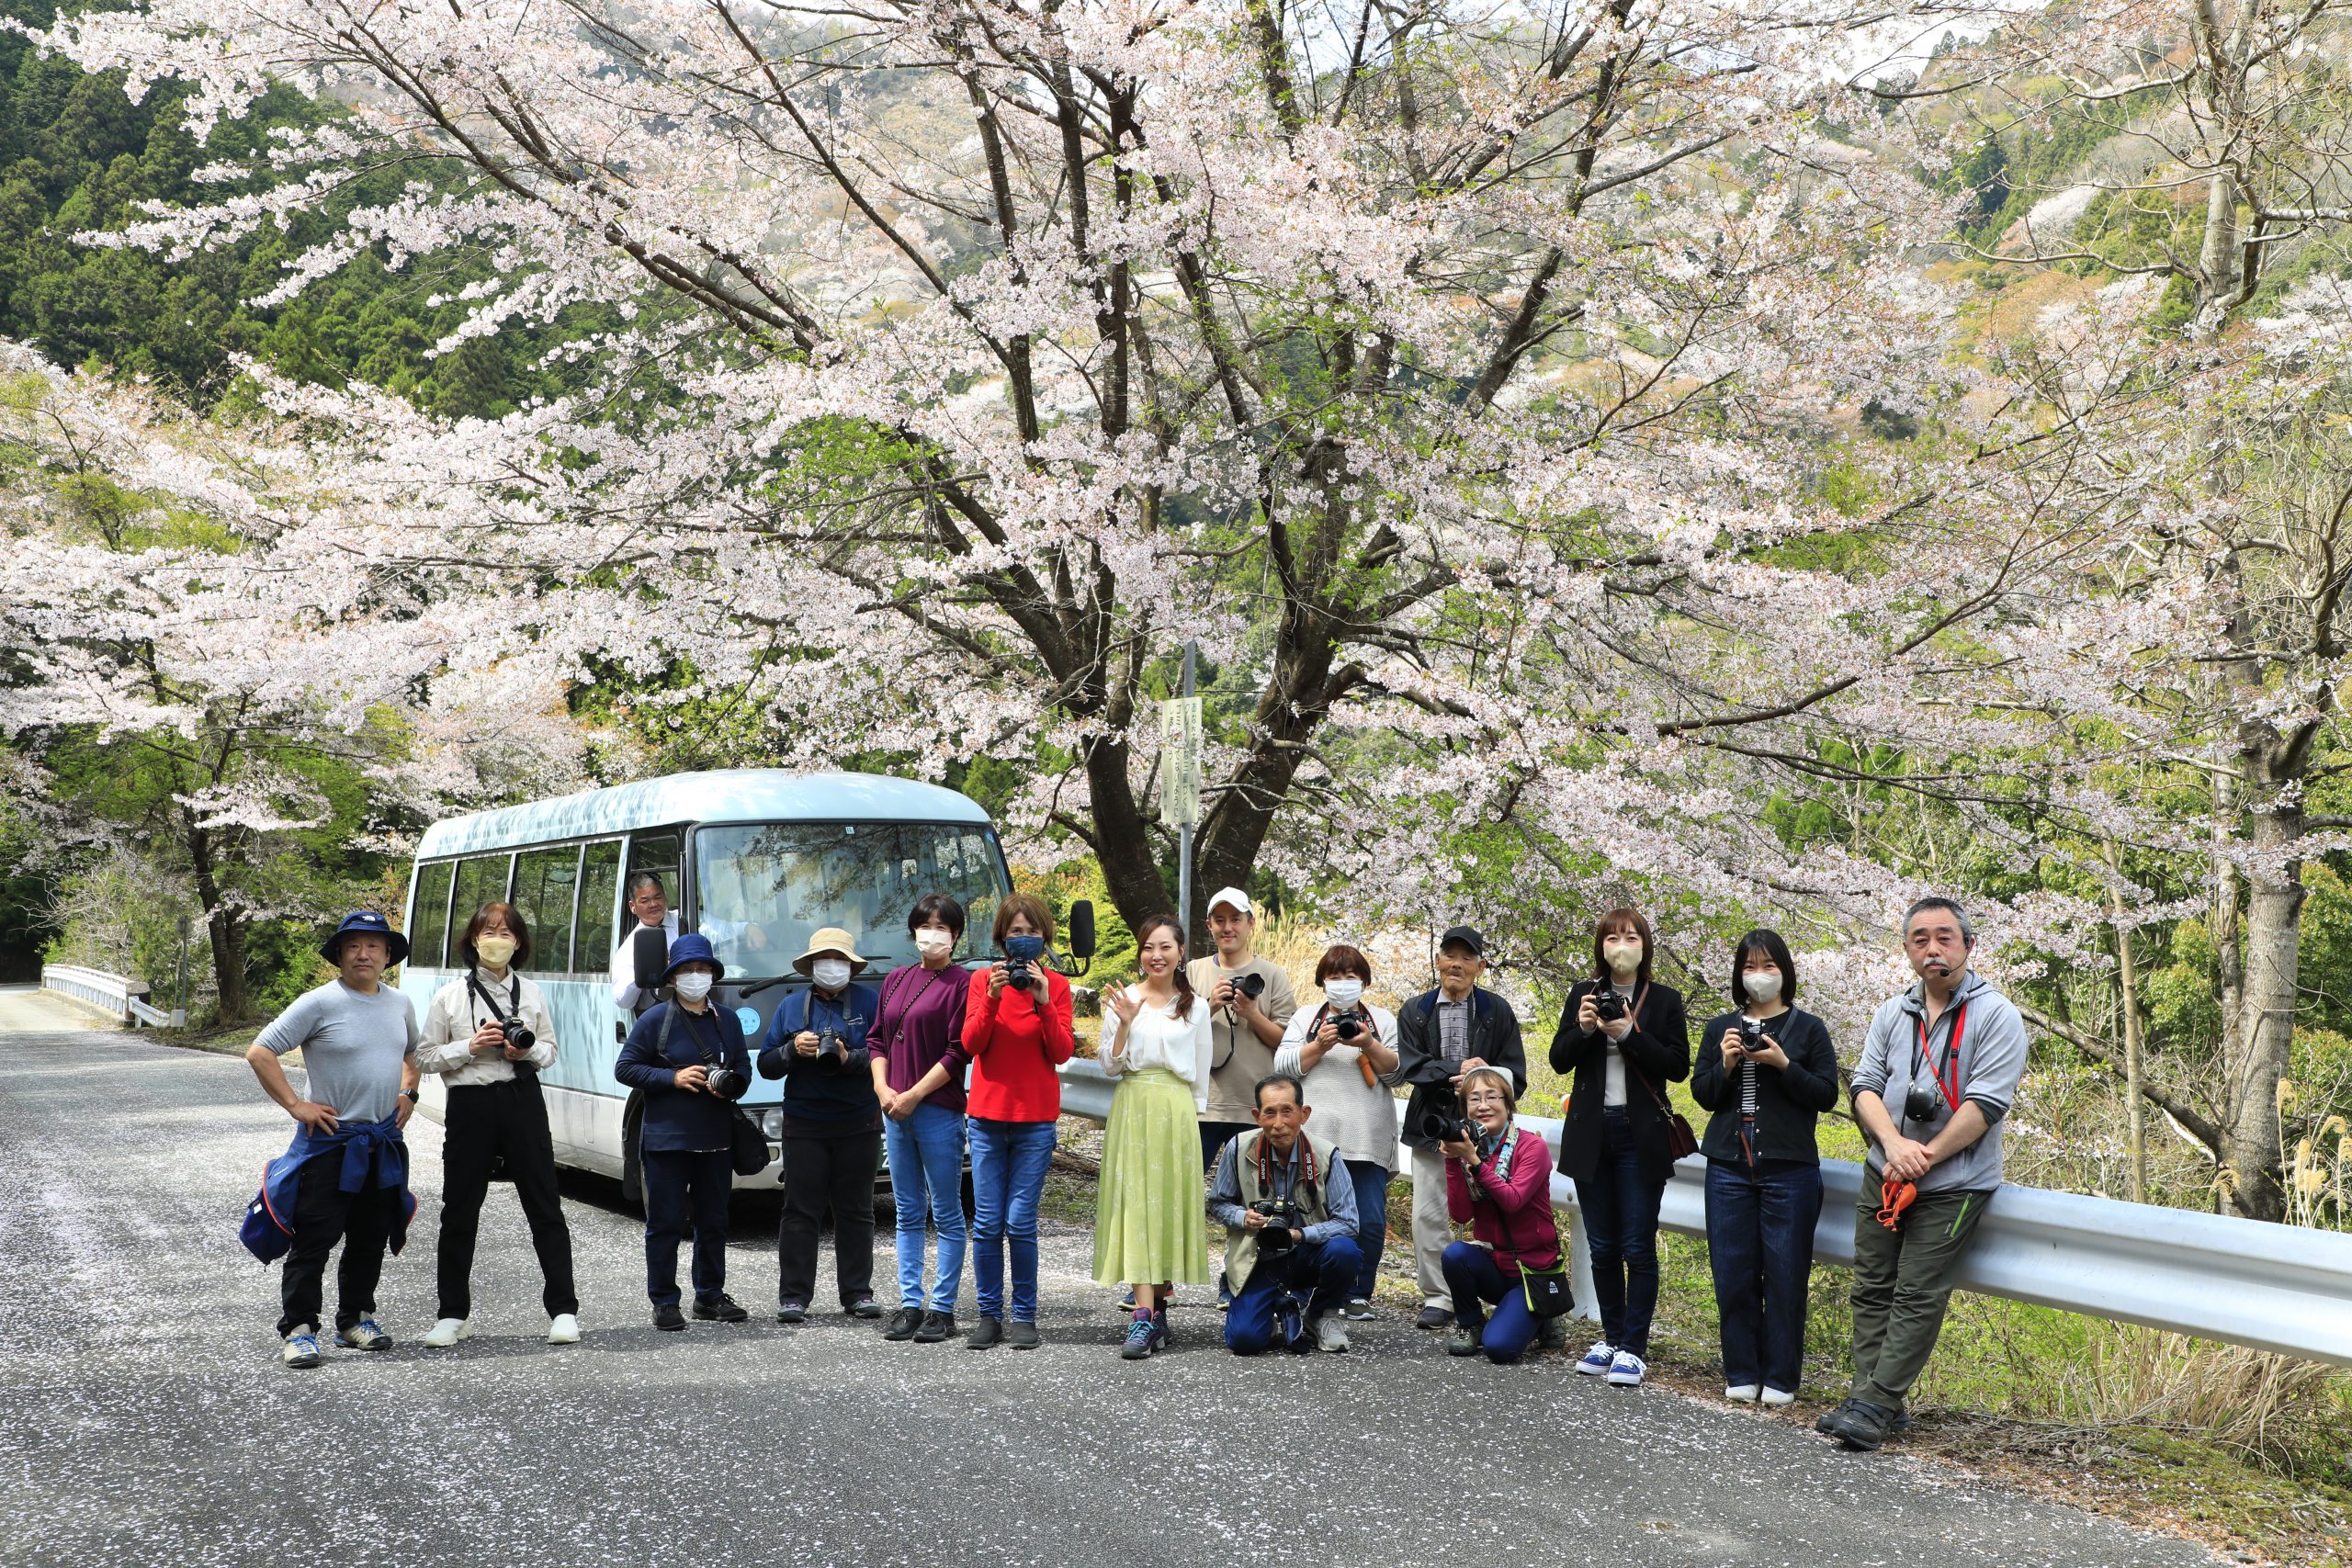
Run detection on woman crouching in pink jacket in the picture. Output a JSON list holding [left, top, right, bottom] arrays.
[[1441, 1066, 1564, 1363]]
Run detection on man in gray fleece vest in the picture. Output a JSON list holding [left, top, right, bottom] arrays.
[[1817, 897, 2027, 1451]]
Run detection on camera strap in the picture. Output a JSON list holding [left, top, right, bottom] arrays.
[[1911, 1001, 1968, 1115], [465, 970, 520, 1026]]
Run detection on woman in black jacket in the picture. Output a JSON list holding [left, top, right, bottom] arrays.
[[1691, 928, 1839, 1407], [1550, 906, 1690, 1388]]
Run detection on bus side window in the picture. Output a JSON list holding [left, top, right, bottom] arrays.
[[576, 840, 622, 976], [451, 853, 513, 942], [512, 845, 582, 973], [410, 862, 456, 968]]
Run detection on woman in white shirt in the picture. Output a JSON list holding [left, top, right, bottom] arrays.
[[1094, 913, 1213, 1359], [417, 902, 579, 1348], [1272, 944, 1402, 1319]]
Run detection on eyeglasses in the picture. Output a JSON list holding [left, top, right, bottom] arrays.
[[1464, 1092, 1510, 1106]]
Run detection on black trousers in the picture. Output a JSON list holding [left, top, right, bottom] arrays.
[[777, 1125, 880, 1308], [644, 1148, 733, 1307], [437, 1077, 578, 1320], [278, 1156, 402, 1337]]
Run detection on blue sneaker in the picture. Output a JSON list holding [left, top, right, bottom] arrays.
[[281, 1331, 322, 1369], [1576, 1339, 1616, 1376], [1119, 1315, 1159, 1359], [333, 1318, 393, 1351]]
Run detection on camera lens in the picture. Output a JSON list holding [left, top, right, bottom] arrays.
[[1334, 1015, 1361, 1040], [1235, 972, 1266, 1000]]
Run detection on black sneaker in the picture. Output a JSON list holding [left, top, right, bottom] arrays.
[[843, 1295, 884, 1320], [652, 1303, 687, 1332], [913, 1310, 955, 1343], [1820, 1400, 1895, 1451], [1888, 1406, 1914, 1437], [694, 1293, 749, 1324], [967, 1315, 1003, 1349], [775, 1301, 808, 1325], [1814, 1398, 1854, 1437], [1006, 1319, 1041, 1349], [1414, 1306, 1455, 1331], [882, 1307, 922, 1340]]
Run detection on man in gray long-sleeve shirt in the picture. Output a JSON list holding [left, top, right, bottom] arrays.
[[1818, 897, 2029, 1451]]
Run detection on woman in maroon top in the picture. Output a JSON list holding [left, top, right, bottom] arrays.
[[960, 894, 1076, 1348], [871, 894, 975, 1344]]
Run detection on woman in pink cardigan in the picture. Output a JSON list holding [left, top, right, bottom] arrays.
[[1442, 1066, 1563, 1363]]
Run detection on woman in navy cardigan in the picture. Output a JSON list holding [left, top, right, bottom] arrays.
[[1550, 906, 1690, 1388], [616, 932, 752, 1331]]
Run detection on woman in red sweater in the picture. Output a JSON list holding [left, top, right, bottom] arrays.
[[961, 894, 1077, 1348], [1442, 1066, 1563, 1365]]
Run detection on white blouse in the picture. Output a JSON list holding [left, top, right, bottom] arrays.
[[1100, 986, 1215, 1111]]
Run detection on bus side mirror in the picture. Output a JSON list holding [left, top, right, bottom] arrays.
[[632, 925, 669, 1008], [1067, 900, 1097, 976]]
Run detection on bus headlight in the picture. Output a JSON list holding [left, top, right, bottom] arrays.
[[756, 1109, 784, 1140]]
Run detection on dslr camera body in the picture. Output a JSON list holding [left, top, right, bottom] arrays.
[[1229, 971, 1266, 1003], [811, 1027, 849, 1071], [1249, 1198, 1305, 1252], [1591, 987, 1628, 1025], [1416, 1086, 1496, 1159], [705, 1064, 744, 1100], [1332, 1010, 1364, 1041], [1903, 1080, 1942, 1126]]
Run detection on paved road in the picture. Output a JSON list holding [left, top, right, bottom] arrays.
[[0, 984, 104, 1032], [0, 1027, 2214, 1568]]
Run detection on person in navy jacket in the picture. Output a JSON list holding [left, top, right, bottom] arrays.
[[757, 927, 884, 1323], [616, 932, 753, 1331]]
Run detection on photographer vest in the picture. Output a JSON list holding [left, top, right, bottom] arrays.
[[1226, 1128, 1340, 1292]]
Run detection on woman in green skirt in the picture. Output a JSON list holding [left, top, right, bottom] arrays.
[[1095, 914, 1214, 1359]]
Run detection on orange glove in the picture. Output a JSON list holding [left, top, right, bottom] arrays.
[[1876, 1174, 1917, 1230]]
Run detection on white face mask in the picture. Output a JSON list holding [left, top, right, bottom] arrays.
[[913, 929, 953, 958], [673, 972, 714, 1003], [811, 958, 853, 990], [1324, 978, 1365, 1009], [1604, 940, 1643, 977], [474, 935, 516, 969], [1742, 970, 1782, 1002]]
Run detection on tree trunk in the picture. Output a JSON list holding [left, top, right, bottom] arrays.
[[2223, 780, 2301, 1222], [182, 810, 251, 1021], [2106, 840, 2150, 1204], [1077, 732, 1177, 937]]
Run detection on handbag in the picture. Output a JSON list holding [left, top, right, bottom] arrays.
[[1520, 1256, 1575, 1319], [1622, 984, 1700, 1161]]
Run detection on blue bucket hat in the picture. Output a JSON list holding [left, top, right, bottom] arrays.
[[662, 931, 724, 986], [322, 909, 410, 966]]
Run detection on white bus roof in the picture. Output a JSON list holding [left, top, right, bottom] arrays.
[[414, 769, 994, 859]]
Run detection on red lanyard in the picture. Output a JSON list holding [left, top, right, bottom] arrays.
[[1914, 1001, 1968, 1112]]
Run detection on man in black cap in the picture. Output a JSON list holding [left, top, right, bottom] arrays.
[[1395, 926, 1525, 1329], [245, 910, 422, 1367]]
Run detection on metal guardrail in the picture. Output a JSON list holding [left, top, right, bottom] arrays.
[[1057, 1058, 2352, 1367], [40, 964, 184, 1029]]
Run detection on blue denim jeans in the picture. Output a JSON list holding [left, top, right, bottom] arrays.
[[969, 1117, 1056, 1323], [1345, 1160, 1390, 1300], [1225, 1236, 1362, 1354], [1705, 1156, 1823, 1393], [885, 1101, 968, 1314], [1574, 1106, 1667, 1357], [1441, 1242, 1538, 1364]]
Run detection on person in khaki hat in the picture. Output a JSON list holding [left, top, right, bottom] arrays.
[[756, 926, 885, 1322]]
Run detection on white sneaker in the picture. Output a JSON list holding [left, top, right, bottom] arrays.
[[1315, 1315, 1350, 1354], [423, 1317, 471, 1348], [1760, 1387, 1796, 1407], [547, 1314, 581, 1345], [1606, 1349, 1647, 1386], [1724, 1382, 1759, 1403]]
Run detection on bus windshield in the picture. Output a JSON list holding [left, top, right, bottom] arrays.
[[693, 820, 1010, 978]]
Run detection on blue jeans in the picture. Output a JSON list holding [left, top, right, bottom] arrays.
[[1345, 1161, 1390, 1300], [1225, 1236, 1362, 1354], [1574, 1106, 1666, 1357], [1441, 1242, 1538, 1364], [642, 1148, 731, 1308], [969, 1118, 1056, 1323], [885, 1102, 968, 1313], [1705, 1156, 1823, 1393]]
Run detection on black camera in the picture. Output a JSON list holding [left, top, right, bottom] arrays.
[[493, 1013, 536, 1055], [1231, 971, 1266, 1001], [1738, 1017, 1764, 1052], [706, 1065, 743, 1100], [1250, 1199, 1303, 1251], [1592, 989, 1627, 1024], [1333, 1012, 1363, 1041], [813, 1029, 848, 1072], [1903, 1081, 1941, 1125], [1415, 1086, 1476, 1147]]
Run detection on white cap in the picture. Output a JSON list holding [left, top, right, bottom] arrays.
[[1205, 886, 1252, 918]]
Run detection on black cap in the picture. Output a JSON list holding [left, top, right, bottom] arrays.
[[1439, 925, 1486, 958]]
